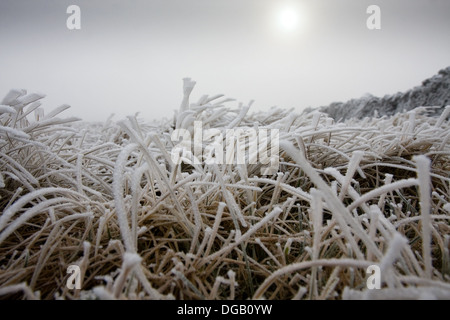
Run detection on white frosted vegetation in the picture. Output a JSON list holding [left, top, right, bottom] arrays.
[[0, 83, 449, 300]]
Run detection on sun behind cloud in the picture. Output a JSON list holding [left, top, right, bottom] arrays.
[[276, 4, 305, 33], [278, 7, 299, 31]]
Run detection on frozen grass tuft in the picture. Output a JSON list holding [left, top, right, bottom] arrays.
[[0, 85, 449, 300]]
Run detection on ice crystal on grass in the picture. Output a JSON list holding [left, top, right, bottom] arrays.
[[0, 81, 449, 300]]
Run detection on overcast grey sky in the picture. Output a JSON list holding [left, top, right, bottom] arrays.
[[0, 0, 449, 121]]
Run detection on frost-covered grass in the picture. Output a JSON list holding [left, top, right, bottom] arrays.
[[0, 82, 449, 300]]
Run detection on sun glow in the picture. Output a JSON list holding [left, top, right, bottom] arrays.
[[278, 6, 301, 32], [272, 3, 311, 36]]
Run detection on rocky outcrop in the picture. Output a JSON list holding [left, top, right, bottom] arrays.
[[320, 66, 450, 121]]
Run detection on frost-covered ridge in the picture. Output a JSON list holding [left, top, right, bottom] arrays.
[[320, 66, 450, 121]]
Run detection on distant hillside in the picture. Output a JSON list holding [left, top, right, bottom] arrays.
[[320, 67, 450, 121]]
